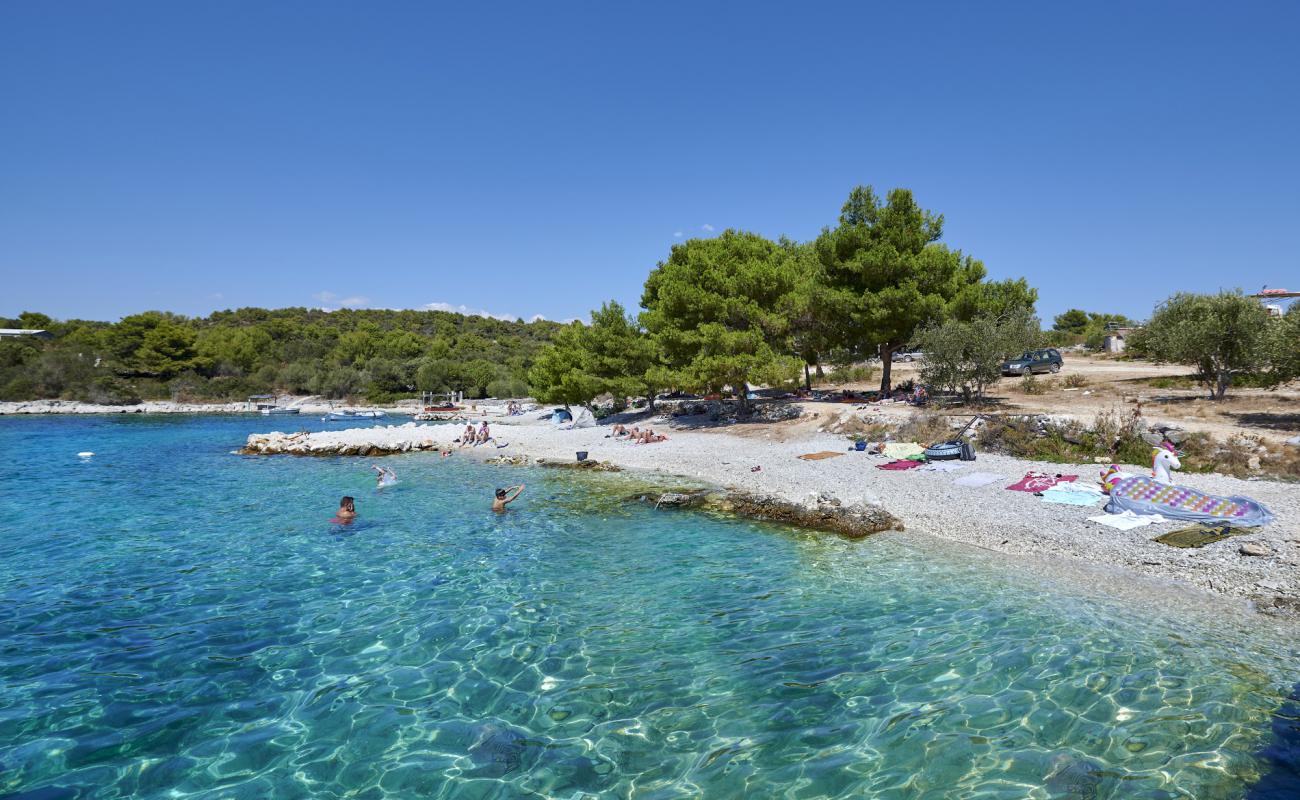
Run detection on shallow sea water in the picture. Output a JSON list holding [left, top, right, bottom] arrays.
[[1, 415, 1297, 799]]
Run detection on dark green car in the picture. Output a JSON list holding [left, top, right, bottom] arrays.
[[1001, 348, 1064, 376]]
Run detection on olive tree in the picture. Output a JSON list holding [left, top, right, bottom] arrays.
[[914, 310, 1040, 402], [1131, 291, 1275, 399]]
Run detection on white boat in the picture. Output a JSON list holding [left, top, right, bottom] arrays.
[[260, 407, 300, 416], [324, 409, 386, 421], [250, 396, 300, 415]]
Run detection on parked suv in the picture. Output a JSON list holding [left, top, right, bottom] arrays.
[[1001, 348, 1063, 376]]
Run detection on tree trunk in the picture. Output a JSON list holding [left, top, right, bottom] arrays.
[[815, 363, 825, 379], [879, 345, 896, 393], [804, 363, 812, 392], [1215, 370, 1230, 399]]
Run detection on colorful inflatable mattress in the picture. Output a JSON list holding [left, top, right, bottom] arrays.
[[1104, 475, 1274, 528]]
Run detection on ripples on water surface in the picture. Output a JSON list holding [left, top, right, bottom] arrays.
[[0, 415, 1297, 799]]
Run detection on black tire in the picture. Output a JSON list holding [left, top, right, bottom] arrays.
[[1050, 363, 1061, 374], [903, 355, 914, 362]]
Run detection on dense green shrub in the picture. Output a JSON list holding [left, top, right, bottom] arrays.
[[0, 307, 560, 403]]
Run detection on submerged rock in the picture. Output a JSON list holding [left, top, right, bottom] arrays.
[[644, 489, 901, 539], [536, 458, 622, 472]]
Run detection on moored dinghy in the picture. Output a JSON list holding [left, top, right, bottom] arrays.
[[324, 409, 387, 421]]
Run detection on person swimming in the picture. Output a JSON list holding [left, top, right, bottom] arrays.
[[371, 464, 397, 487], [492, 484, 524, 512], [333, 495, 357, 522]]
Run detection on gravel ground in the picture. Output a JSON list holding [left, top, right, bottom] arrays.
[[246, 413, 1300, 611]]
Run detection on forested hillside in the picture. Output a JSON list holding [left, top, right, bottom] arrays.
[[0, 307, 562, 404]]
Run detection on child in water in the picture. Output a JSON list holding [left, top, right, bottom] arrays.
[[492, 484, 525, 512], [333, 496, 357, 522], [371, 464, 397, 487]]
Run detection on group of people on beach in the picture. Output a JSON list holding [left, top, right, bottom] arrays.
[[609, 424, 668, 444]]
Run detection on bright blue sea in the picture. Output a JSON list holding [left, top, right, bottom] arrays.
[[1, 415, 1297, 799]]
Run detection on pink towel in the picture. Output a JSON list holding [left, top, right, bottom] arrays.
[[1006, 473, 1077, 492], [877, 459, 923, 471]]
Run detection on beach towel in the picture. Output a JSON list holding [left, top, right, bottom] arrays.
[[919, 461, 967, 472], [1040, 487, 1104, 506], [877, 459, 923, 470], [1006, 473, 1078, 493], [953, 472, 1004, 488], [881, 442, 925, 460], [1153, 523, 1257, 549], [798, 451, 845, 461], [1105, 475, 1275, 528], [1087, 510, 1167, 530]]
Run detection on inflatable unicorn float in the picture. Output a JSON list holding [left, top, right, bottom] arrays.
[[1100, 444, 1274, 527]]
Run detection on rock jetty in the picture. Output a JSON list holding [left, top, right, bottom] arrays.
[[241, 425, 442, 456]]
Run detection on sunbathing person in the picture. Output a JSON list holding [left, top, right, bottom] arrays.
[[458, 424, 476, 447], [475, 421, 491, 445], [610, 424, 629, 437]]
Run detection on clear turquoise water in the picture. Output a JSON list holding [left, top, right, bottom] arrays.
[[1, 415, 1297, 799]]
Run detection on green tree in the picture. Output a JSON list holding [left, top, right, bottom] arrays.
[[196, 327, 273, 376], [812, 187, 989, 393], [641, 231, 800, 411], [915, 309, 1041, 402], [133, 321, 199, 379], [416, 358, 460, 393], [1131, 291, 1275, 399], [331, 328, 378, 366], [1053, 309, 1090, 334], [528, 323, 602, 407], [949, 277, 1039, 322], [581, 301, 660, 408], [1267, 305, 1300, 383], [783, 240, 843, 390]]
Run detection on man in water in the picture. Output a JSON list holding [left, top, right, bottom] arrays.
[[334, 496, 357, 522], [492, 484, 524, 512]]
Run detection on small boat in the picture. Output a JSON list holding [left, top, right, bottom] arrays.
[[250, 396, 300, 415], [324, 409, 387, 422], [261, 407, 301, 416]]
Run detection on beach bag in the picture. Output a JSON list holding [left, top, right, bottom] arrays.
[[923, 441, 963, 461], [960, 441, 976, 461]]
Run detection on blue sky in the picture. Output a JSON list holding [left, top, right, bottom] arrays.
[[2, 2, 1297, 325]]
